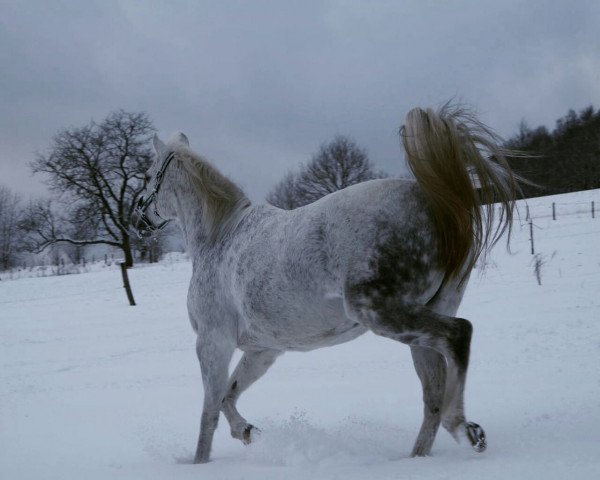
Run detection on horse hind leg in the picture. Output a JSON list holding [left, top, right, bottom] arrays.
[[441, 362, 487, 453], [346, 291, 485, 455], [221, 349, 282, 444], [410, 345, 445, 456], [409, 320, 487, 455], [425, 276, 487, 453]]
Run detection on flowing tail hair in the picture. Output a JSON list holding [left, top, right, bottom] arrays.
[[400, 103, 521, 283]]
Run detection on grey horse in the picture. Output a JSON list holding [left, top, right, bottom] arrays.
[[133, 104, 518, 464]]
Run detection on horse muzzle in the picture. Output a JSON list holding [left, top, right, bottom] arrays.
[[132, 196, 170, 238]]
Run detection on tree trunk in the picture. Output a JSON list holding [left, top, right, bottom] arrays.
[[122, 236, 134, 268], [120, 262, 136, 306], [120, 238, 136, 305]]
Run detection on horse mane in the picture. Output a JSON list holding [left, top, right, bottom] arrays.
[[174, 147, 250, 243]]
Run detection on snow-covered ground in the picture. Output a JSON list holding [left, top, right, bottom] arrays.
[[1, 190, 599, 480]]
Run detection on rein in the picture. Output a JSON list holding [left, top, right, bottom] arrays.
[[135, 152, 176, 237]]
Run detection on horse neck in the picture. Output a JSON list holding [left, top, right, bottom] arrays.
[[172, 185, 205, 252], [172, 172, 250, 253]]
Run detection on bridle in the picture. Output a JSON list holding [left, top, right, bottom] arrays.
[[135, 151, 175, 237]]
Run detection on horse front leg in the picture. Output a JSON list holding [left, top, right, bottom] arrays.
[[194, 333, 235, 464], [221, 349, 283, 444]]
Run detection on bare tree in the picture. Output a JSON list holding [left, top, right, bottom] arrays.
[[0, 185, 22, 270], [266, 172, 301, 210], [31, 110, 155, 267], [19, 198, 61, 254], [267, 135, 385, 209], [131, 226, 170, 263]]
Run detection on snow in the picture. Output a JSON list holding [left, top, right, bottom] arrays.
[[1, 190, 599, 480]]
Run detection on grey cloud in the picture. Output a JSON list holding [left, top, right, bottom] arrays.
[[1, 0, 599, 201]]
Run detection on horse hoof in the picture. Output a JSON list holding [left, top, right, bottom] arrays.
[[242, 424, 260, 445], [465, 422, 487, 453], [193, 453, 210, 464]]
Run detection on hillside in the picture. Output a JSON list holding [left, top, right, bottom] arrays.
[[1, 190, 599, 480]]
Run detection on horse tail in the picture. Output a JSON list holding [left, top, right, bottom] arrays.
[[400, 103, 520, 283]]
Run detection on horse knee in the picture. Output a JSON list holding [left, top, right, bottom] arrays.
[[424, 398, 442, 417]]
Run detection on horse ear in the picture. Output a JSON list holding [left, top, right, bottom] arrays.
[[153, 134, 166, 155], [174, 132, 189, 147]]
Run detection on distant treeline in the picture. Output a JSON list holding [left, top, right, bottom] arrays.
[[506, 106, 600, 198]]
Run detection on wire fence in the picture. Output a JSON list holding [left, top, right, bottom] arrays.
[[517, 196, 598, 255], [522, 199, 597, 221]]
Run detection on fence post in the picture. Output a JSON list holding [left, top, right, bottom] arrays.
[[526, 205, 530, 221], [552, 202, 556, 220], [592, 201, 595, 219], [529, 220, 534, 255]]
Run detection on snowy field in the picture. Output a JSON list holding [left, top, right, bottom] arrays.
[[1, 190, 599, 480]]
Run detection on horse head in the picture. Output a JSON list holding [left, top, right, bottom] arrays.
[[133, 132, 189, 237]]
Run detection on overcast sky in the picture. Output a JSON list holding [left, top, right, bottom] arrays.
[[1, 0, 599, 201]]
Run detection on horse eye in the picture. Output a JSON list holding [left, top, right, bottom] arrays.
[[144, 173, 152, 183]]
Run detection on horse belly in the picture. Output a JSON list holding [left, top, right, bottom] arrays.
[[237, 297, 367, 352]]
